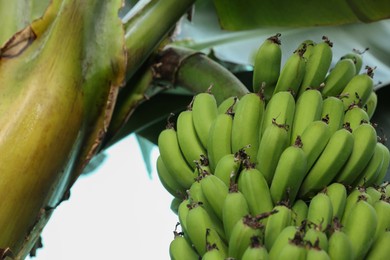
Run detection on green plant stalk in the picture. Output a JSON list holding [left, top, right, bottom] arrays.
[[122, 0, 196, 80], [0, 0, 126, 257]]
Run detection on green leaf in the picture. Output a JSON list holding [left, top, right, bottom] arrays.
[[135, 134, 156, 178], [212, 0, 390, 30]]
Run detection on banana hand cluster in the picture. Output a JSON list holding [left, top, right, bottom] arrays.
[[156, 35, 390, 259]]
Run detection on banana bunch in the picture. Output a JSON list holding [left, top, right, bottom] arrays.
[[157, 34, 390, 259]]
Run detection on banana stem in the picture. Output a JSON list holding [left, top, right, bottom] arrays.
[[122, 0, 196, 80]]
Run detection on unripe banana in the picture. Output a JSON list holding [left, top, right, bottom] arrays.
[[178, 199, 191, 236], [261, 91, 295, 139], [186, 203, 228, 256], [340, 49, 367, 75], [343, 197, 378, 260], [176, 109, 207, 169], [291, 199, 308, 226], [222, 184, 250, 241], [303, 224, 329, 252], [158, 126, 196, 189], [343, 104, 370, 131], [201, 174, 229, 221], [192, 91, 219, 149], [306, 192, 333, 231], [217, 96, 239, 114], [364, 90, 378, 119], [268, 226, 302, 260], [354, 141, 386, 187], [290, 88, 323, 144], [253, 33, 282, 99], [169, 229, 200, 260], [305, 245, 330, 260], [365, 186, 382, 205], [341, 188, 372, 226], [372, 198, 390, 243], [265, 203, 292, 251], [228, 214, 265, 260], [213, 152, 244, 187], [273, 46, 306, 96], [156, 156, 186, 198], [270, 138, 307, 204], [321, 58, 356, 97], [299, 39, 316, 60], [327, 221, 353, 260], [170, 197, 182, 215], [365, 230, 390, 260], [207, 110, 234, 172], [321, 96, 345, 135], [238, 163, 274, 217], [231, 92, 265, 162], [298, 36, 333, 95], [241, 235, 269, 260], [299, 119, 331, 172], [256, 120, 289, 185], [298, 127, 354, 199], [202, 244, 225, 260], [335, 123, 377, 185], [339, 68, 374, 110], [324, 183, 347, 220], [275, 232, 306, 260], [373, 142, 390, 185]]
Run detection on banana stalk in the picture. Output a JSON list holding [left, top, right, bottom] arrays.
[[0, 0, 126, 257]]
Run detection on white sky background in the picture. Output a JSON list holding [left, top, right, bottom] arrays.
[[27, 134, 177, 260]]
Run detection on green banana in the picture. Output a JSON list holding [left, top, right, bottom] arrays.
[[321, 58, 356, 97], [217, 96, 239, 114], [365, 186, 382, 205], [261, 91, 295, 139], [343, 196, 378, 260], [213, 151, 244, 187], [306, 192, 333, 231], [270, 139, 307, 204], [291, 199, 308, 226], [202, 244, 225, 260], [275, 232, 307, 260], [265, 203, 292, 251], [201, 174, 229, 221], [327, 220, 353, 260], [169, 229, 200, 260], [365, 231, 390, 260], [340, 49, 367, 75], [298, 36, 333, 95], [252, 33, 282, 99], [321, 96, 345, 135], [177, 109, 207, 169], [158, 126, 196, 189], [341, 188, 372, 226], [290, 88, 323, 144], [303, 224, 329, 252], [268, 226, 302, 260], [373, 142, 390, 185], [335, 122, 377, 185], [298, 127, 354, 199], [273, 46, 306, 96], [207, 109, 234, 172], [170, 197, 181, 215], [178, 199, 191, 236], [324, 183, 347, 220], [222, 184, 250, 241], [238, 163, 274, 217], [186, 203, 228, 257], [241, 235, 269, 260], [300, 119, 331, 172], [231, 92, 265, 162], [228, 214, 265, 260], [372, 198, 390, 243], [354, 141, 386, 187], [192, 91, 219, 149], [343, 104, 370, 131], [364, 90, 378, 119], [339, 68, 374, 110], [256, 119, 289, 185], [299, 40, 316, 60], [305, 245, 330, 260], [156, 155, 186, 198]]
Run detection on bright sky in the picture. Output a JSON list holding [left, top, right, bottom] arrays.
[[28, 134, 176, 260]]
